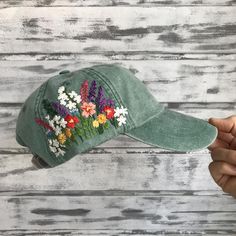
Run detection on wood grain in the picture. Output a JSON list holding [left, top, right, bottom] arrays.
[[0, 60, 236, 103], [0, 2, 236, 234], [1, 0, 236, 8], [0, 192, 235, 231], [0, 7, 236, 54], [0, 152, 224, 191]]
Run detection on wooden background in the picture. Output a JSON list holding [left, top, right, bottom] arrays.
[[0, 0, 236, 235]]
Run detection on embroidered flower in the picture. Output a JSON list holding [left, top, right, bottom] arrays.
[[92, 120, 99, 128], [59, 118, 67, 128], [81, 102, 96, 118], [58, 133, 67, 144], [58, 92, 69, 101], [58, 86, 65, 94], [114, 105, 128, 117], [36, 79, 129, 158], [117, 115, 127, 126], [103, 106, 115, 120], [54, 125, 62, 135], [66, 100, 77, 110], [65, 114, 79, 128], [97, 114, 107, 124], [65, 128, 72, 138]]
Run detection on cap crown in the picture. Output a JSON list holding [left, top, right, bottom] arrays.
[[16, 64, 164, 167]]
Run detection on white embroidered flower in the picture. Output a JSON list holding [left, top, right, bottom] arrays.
[[114, 106, 128, 117], [59, 118, 67, 128], [53, 115, 61, 124], [66, 100, 76, 110], [58, 86, 65, 94], [52, 139, 60, 148], [68, 90, 78, 98], [60, 99, 67, 106], [54, 126, 62, 135], [48, 120, 55, 130], [58, 92, 69, 101], [57, 148, 65, 156], [117, 115, 127, 126], [48, 139, 53, 146], [73, 95, 81, 104], [49, 145, 57, 153]]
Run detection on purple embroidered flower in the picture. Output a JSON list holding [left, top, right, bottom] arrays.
[[51, 101, 70, 117], [96, 85, 105, 112], [88, 80, 97, 102]]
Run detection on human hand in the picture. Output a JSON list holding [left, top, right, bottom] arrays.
[[208, 115, 236, 198]]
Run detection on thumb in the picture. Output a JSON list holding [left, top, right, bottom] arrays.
[[208, 116, 236, 137]]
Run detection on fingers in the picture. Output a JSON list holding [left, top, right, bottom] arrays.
[[221, 177, 236, 197], [208, 116, 236, 137], [208, 161, 236, 180], [217, 131, 234, 144], [210, 148, 236, 166], [208, 138, 229, 151]]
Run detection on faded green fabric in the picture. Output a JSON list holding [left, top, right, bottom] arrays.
[[16, 63, 217, 168]]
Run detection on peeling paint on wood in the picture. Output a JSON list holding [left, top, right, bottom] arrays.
[[0, 2, 236, 234], [0, 7, 236, 54]]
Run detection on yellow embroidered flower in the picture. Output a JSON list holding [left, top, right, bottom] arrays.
[[58, 133, 67, 144], [97, 114, 107, 124], [92, 120, 99, 128], [65, 128, 72, 138]]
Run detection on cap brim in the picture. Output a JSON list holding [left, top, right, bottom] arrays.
[[125, 108, 218, 152]]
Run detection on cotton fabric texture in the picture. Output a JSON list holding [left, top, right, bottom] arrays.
[[16, 63, 218, 168]]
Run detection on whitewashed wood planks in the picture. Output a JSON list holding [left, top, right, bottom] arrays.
[[0, 192, 235, 231], [0, 0, 236, 8], [0, 1, 236, 234], [0, 7, 236, 54], [0, 60, 236, 103]]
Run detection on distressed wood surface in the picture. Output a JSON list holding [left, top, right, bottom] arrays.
[[1, 0, 236, 8], [0, 2, 236, 235], [0, 60, 236, 103], [0, 152, 220, 191], [0, 193, 235, 231], [1, 7, 236, 54]]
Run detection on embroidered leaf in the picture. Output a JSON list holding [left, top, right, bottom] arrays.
[[42, 99, 57, 117], [80, 80, 89, 103]]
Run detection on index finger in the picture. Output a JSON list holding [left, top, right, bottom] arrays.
[[208, 116, 236, 137]]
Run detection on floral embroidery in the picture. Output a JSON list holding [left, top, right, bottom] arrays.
[[35, 79, 128, 157]]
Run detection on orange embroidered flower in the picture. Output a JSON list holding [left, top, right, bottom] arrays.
[[65, 128, 72, 138], [97, 114, 107, 124], [81, 102, 96, 118], [103, 106, 115, 119], [65, 115, 79, 128]]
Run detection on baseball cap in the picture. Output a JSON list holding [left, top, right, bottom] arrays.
[[15, 63, 218, 168]]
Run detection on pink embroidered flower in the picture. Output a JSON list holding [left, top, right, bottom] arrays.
[[81, 102, 96, 118]]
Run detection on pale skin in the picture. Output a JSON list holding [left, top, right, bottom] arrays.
[[208, 115, 236, 198]]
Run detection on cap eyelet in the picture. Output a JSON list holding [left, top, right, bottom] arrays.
[[59, 70, 70, 75]]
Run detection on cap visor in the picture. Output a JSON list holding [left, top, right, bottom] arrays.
[[125, 108, 218, 152]]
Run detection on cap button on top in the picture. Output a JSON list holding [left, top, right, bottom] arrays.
[[59, 70, 70, 75]]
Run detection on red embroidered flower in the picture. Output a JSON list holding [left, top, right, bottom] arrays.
[[65, 114, 79, 128], [103, 106, 115, 119]]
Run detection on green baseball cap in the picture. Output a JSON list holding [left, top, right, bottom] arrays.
[[16, 63, 217, 169]]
